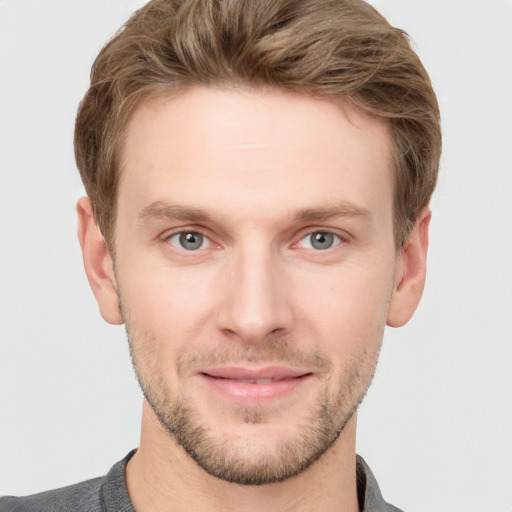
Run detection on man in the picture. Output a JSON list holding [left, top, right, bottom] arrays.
[[0, 0, 441, 510]]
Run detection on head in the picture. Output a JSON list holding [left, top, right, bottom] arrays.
[[75, 0, 440, 486]]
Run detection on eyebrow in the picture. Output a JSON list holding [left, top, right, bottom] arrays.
[[137, 200, 371, 224], [137, 202, 213, 223], [295, 202, 371, 222]]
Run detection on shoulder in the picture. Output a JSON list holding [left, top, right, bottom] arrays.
[[0, 450, 136, 512], [0, 476, 105, 512]]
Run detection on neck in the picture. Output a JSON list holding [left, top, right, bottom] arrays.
[[126, 401, 360, 512]]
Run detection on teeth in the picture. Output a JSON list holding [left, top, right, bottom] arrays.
[[236, 379, 273, 384]]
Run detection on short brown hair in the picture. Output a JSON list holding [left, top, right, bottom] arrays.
[[75, 0, 441, 250]]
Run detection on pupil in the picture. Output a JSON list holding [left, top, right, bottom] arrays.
[[180, 232, 203, 250], [312, 232, 333, 250]]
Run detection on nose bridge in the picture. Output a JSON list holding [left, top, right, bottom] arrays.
[[217, 237, 292, 342]]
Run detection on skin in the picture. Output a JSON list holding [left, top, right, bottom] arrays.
[[77, 86, 430, 512]]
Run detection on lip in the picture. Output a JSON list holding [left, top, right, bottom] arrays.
[[198, 365, 314, 403]]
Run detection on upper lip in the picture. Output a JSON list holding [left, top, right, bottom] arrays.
[[200, 366, 311, 381]]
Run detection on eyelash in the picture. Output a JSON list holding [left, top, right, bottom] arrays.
[[164, 228, 345, 253]]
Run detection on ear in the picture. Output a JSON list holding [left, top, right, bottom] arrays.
[[387, 208, 431, 327], [77, 197, 123, 325]]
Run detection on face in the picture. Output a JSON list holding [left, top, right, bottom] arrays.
[[96, 86, 407, 484]]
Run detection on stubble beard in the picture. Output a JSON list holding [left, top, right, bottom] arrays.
[[125, 321, 382, 486]]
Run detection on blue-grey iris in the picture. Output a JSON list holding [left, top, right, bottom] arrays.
[[179, 232, 203, 250], [310, 232, 334, 250]]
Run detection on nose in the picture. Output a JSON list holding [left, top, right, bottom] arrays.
[[215, 244, 295, 344]]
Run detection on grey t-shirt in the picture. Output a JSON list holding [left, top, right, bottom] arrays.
[[0, 451, 403, 511]]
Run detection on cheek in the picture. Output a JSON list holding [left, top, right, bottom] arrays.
[[304, 259, 393, 308], [294, 263, 393, 348], [116, 258, 217, 351]]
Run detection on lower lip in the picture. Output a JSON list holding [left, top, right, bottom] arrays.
[[199, 374, 313, 404]]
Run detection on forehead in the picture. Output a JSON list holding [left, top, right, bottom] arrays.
[[118, 86, 393, 224]]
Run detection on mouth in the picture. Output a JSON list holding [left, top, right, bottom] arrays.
[[198, 366, 314, 403]]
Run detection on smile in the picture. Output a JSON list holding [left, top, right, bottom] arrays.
[[198, 366, 314, 403]]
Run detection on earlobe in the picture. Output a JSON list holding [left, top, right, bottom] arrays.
[[387, 208, 431, 328], [77, 197, 123, 325]]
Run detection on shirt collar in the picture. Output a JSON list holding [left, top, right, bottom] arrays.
[[357, 454, 404, 512], [102, 450, 403, 512]]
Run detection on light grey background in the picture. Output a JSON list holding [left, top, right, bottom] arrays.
[[1, 1, 511, 511]]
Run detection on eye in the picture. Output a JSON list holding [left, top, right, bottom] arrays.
[[167, 232, 212, 251], [298, 231, 342, 250]]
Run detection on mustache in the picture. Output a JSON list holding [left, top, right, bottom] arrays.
[[176, 339, 332, 376]]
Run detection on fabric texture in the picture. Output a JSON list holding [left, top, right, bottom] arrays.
[[0, 451, 403, 511]]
